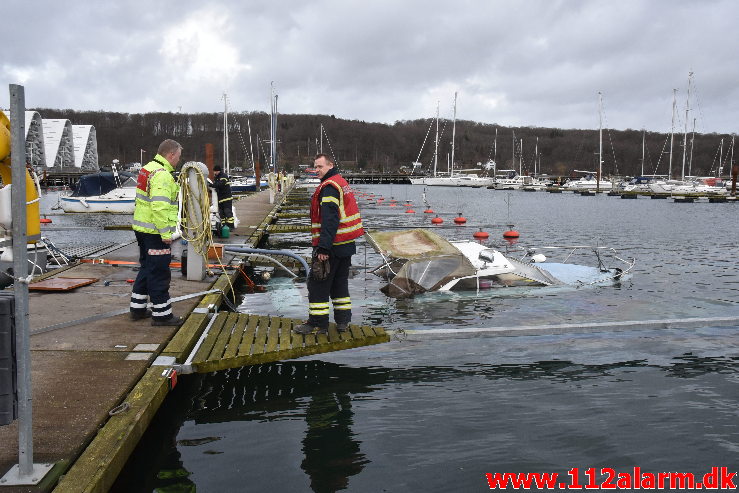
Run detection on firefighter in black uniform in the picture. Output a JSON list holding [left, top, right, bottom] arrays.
[[294, 154, 364, 334], [211, 165, 234, 231]]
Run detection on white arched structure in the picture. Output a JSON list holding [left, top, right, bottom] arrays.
[[24, 111, 47, 168], [42, 119, 75, 169], [72, 125, 99, 171]]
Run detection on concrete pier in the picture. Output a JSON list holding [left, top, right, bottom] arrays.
[[0, 190, 298, 492]]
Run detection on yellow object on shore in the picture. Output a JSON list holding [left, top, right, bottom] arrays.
[[0, 109, 41, 243]]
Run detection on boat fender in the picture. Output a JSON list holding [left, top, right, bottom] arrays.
[[530, 253, 546, 263]]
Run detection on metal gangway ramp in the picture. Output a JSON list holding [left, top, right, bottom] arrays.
[[179, 312, 390, 374]]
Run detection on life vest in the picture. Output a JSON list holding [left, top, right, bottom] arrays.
[[132, 155, 179, 239], [310, 174, 364, 246]]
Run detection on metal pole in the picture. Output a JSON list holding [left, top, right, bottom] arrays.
[[433, 101, 439, 177], [223, 93, 229, 176], [9, 84, 33, 477], [450, 92, 457, 176], [681, 72, 692, 180], [597, 92, 602, 193], [669, 88, 676, 180]]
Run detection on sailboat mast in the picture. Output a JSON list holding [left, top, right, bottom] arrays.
[[681, 72, 692, 180], [641, 130, 645, 177], [534, 137, 538, 176], [598, 91, 603, 192], [519, 138, 523, 176], [247, 119, 255, 173], [269, 82, 278, 173], [320, 123, 323, 154], [494, 127, 498, 163], [223, 92, 230, 175], [433, 101, 439, 177], [689, 118, 696, 176], [669, 88, 677, 180], [730, 135, 735, 179], [450, 92, 457, 175]]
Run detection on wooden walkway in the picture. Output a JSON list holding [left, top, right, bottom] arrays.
[[190, 313, 389, 373], [41, 186, 388, 493]]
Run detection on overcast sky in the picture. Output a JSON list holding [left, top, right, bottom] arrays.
[[2, 0, 737, 134]]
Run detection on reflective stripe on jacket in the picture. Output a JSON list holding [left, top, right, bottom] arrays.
[[310, 174, 364, 246], [132, 155, 179, 239]]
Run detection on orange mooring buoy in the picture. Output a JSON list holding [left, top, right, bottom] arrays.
[[431, 215, 443, 224], [454, 213, 467, 225], [424, 208, 434, 213], [503, 224, 520, 238], [473, 228, 489, 240], [405, 208, 416, 213], [40, 218, 52, 224]]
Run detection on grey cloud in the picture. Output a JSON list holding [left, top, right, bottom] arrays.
[[2, 0, 737, 134]]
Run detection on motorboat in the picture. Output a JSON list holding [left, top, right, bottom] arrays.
[[491, 170, 543, 190], [366, 229, 634, 298], [414, 173, 494, 188], [561, 173, 614, 191], [59, 171, 137, 213], [295, 168, 321, 189], [648, 178, 728, 195], [230, 176, 269, 193]]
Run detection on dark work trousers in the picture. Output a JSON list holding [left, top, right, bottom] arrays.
[[130, 231, 174, 321], [218, 199, 234, 226], [307, 255, 352, 329]]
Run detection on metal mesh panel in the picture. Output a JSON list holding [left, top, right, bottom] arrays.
[[0, 292, 17, 426]]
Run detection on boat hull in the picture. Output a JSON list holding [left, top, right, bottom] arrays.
[[60, 194, 135, 213]]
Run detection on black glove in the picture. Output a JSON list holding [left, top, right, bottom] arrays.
[[310, 253, 330, 281]]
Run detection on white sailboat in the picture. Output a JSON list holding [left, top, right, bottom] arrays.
[[563, 92, 613, 191], [412, 94, 493, 187], [227, 92, 268, 192]]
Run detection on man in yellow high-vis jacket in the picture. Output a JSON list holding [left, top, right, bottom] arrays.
[[130, 139, 183, 326]]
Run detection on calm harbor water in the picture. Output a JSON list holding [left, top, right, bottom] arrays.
[[40, 188, 739, 492]]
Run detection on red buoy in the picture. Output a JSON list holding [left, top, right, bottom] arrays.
[[40, 218, 52, 224], [405, 208, 416, 213], [473, 229, 489, 240], [503, 224, 519, 238], [424, 209, 434, 213], [389, 202, 397, 207], [431, 215, 443, 224], [454, 213, 467, 225]]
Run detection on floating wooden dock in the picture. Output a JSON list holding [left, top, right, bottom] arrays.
[[188, 313, 388, 373], [1, 185, 388, 493]]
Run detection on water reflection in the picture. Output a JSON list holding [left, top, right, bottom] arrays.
[[190, 362, 384, 492], [301, 391, 366, 492], [112, 349, 739, 492]]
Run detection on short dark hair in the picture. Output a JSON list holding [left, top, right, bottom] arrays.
[[213, 165, 222, 172], [158, 139, 182, 156], [314, 153, 335, 165]]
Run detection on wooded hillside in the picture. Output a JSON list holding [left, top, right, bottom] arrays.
[[37, 108, 735, 178]]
